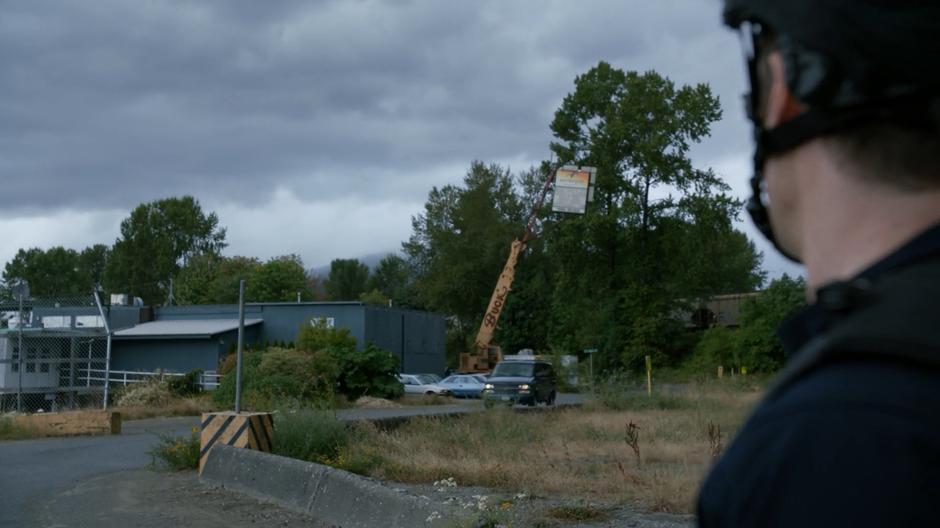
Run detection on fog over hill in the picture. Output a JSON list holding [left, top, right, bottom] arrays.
[[307, 251, 403, 278]]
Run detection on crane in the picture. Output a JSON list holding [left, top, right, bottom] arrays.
[[459, 165, 595, 373]]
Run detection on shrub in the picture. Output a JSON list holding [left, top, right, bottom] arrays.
[[117, 378, 174, 407], [213, 349, 263, 408], [149, 430, 200, 470], [213, 348, 339, 409], [335, 344, 404, 400], [297, 319, 357, 353], [273, 410, 349, 463], [735, 274, 806, 372], [683, 326, 739, 377], [167, 368, 204, 397], [255, 349, 339, 402], [0, 415, 35, 441]]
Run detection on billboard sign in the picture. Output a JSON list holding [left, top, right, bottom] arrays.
[[551, 166, 596, 214]]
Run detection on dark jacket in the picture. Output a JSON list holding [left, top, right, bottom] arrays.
[[697, 250, 940, 526]]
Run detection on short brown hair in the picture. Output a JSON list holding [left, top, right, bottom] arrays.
[[825, 118, 940, 190]]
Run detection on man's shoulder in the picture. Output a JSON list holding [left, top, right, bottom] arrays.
[[698, 360, 940, 527]]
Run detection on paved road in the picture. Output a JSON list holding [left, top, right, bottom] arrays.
[[0, 416, 197, 527], [0, 394, 584, 527]]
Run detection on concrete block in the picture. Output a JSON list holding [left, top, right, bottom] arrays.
[[13, 410, 121, 437], [202, 445, 458, 527], [199, 411, 273, 473]]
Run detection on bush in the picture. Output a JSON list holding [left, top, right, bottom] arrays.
[[683, 326, 739, 377], [335, 344, 404, 400], [0, 415, 35, 441], [213, 347, 339, 409], [297, 319, 357, 353], [149, 430, 200, 470], [255, 349, 339, 402], [273, 410, 349, 463], [735, 274, 806, 372], [296, 321, 404, 400], [167, 368, 204, 397], [117, 378, 174, 407]]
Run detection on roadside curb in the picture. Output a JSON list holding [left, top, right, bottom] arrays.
[[201, 444, 459, 527]]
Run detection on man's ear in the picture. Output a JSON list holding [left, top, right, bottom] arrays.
[[763, 50, 806, 129]]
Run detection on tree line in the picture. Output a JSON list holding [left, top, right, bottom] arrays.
[[0, 195, 411, 306], [2, 61, 806, 373]]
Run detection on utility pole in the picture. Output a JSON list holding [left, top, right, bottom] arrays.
[[235, 279, 246, 413]]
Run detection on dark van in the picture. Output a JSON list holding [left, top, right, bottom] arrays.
[[482, 358, 556, 407]]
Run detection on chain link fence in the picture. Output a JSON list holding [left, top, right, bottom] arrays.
[[0, 291, 111, 413]]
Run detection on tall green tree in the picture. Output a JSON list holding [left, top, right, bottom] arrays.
[[403, 161, 526, 331], [79, 244, 111, 289], [2, 247, 86, 296], [175, 254, 260, 305], [544, 63, 763, 369], [735, 274, 806, 372], [252, 254, 313, 302], [326, 259, 370, 301], [105, 196, 226, 305], [176, 254, 312, 304], [367, 254, 413, 306]]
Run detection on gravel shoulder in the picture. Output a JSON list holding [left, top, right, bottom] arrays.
[[388, 479, 694, 528], [35, 469, 324, 528]]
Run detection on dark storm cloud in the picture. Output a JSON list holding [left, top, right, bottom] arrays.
[[0, 0, 747, 213]]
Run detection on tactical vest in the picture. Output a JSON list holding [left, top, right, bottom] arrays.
[[766, 256, 940, 402]]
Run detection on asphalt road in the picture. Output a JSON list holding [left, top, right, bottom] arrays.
[[0, 394, 584, 527]]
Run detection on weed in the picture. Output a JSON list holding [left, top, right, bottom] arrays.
[[291, 381, 760, 514], [272, 409, 349, 463], [149, 430, 200, 470], [0, 415, 36, 441], [706, 421, 723, 459], [547, 504, 609, 522], [625, 421, 641, 465]]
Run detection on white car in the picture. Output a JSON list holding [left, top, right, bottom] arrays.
[[398, 373, 451, 395]]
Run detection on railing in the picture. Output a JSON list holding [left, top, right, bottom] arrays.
[[79, 368, 222, 391]]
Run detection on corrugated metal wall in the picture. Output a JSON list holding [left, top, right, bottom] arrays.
[[152, 303, 445, 374]]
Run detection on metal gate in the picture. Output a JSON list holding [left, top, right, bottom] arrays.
[[0, 291, 111, 413]]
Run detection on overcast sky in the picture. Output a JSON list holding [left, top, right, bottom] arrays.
[[0, 0, 802, 280]]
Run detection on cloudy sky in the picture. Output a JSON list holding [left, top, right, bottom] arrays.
[[1, 0, 802, 279]]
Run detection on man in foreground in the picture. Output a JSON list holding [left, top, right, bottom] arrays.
[[697, 1, 940, 526]]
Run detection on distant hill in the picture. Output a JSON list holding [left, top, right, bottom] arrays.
[[307, 251, 404, 278]]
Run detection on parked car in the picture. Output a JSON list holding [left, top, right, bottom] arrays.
[[481, 358, 556, 407], [397, 373, 451, 396], [438, 374, 487, 398]]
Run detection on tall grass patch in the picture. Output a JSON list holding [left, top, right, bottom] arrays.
[[273, 409, 349, 464], [330, 381, 762, 514]]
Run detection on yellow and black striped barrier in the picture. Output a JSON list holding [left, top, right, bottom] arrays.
[[199, 411, 274, 473]]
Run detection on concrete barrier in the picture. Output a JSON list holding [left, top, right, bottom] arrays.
[[199, 411, 274, 473], [201, 444, 459, 527], [13, 410, 121, 437]]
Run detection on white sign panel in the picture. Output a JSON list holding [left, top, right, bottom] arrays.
[[551, 166, 596, 214]]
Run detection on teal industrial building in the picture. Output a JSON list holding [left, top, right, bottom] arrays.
[[6, 302, 446, 383]]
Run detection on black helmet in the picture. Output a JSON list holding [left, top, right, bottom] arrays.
[[723, 0, 940, 261]]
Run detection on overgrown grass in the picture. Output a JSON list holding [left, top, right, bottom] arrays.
[[115, 393, 218, 421], [272, 409, 350, 464], [0, 415, 36, 441], [548, 503, 610, 522], [149, 430, 201, 470], [326, 380, 762, 514]]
